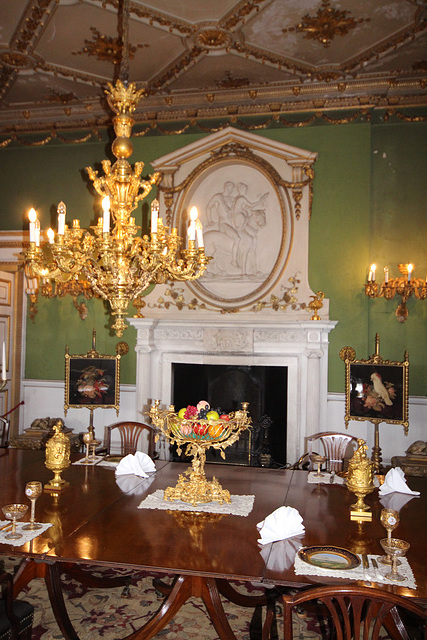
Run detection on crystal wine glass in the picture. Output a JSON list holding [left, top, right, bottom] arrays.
[[379, 508, 400, 565], [310, 453, 327, 478], [22, 481, 43, 530], [2, 504, 28, 540], [380, 538, 410, 581]]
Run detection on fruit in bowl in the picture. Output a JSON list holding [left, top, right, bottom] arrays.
[[208, 422, 224, 438], [193, 422, 209, 436], [206, 410, 220, 421]]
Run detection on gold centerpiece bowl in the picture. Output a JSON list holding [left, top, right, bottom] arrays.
[[149, 400, 251, 506]]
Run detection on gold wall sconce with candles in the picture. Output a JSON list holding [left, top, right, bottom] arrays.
[[365, 263, 427, 323]]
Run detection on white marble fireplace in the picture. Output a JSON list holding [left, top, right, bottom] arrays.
[[130, 317, 336, 464], [129, 126, 337, 464]]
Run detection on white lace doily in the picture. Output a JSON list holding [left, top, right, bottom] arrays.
[[0, 520, 52, 548], [294, 552, 416, 589], [307, 472, 380, 487], [73, 456, 104, 466], [138, 490, 255, 516], [97, 459, 119, 468]]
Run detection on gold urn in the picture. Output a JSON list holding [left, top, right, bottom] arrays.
[[44, 420, 71, 492], [345, 438, 375, 519]]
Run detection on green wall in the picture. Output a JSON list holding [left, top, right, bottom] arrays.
[[1, 115, 426, 393]]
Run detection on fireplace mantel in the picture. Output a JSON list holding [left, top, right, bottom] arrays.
[[130, 317, 337, 465]]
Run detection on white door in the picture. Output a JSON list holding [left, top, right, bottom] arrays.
[[0, 271, 15, 420]]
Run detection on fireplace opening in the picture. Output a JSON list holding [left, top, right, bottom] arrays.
[[172, 363, 287, 466]]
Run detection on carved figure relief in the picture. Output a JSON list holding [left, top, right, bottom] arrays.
[[204, 180, 269, 280]]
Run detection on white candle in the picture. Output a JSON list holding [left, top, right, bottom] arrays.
[[2, 342, 5, 381], [28, 208, 37, 243], [102, 196, 110, 233], [188, 206, 198, 242], [47, 228, 55, 244], [35, 219, 40, 247], [407, 263, 413, 282], [196, 219, 204, 248], [370, 263, 376, 282], [57, 201, 66, 235], [151, 199, 159, 234], [384, 267, 389, 284]]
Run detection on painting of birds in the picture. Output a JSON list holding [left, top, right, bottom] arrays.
[[370, 372, 393, 406]]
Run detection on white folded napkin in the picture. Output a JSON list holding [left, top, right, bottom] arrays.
[[257, 506, 305, 545], [259, 535, 304, 572], [115, 451, 156, 478], [378, 467, 420, 497]]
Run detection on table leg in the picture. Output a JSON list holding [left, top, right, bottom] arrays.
[[153, 575, 268, 607], [12, 559, 81, 640], [12, 557, 47, 596], [44, 561, 81, 640], [125, 574, 238, 640]]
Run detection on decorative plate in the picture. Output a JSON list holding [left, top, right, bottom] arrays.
[[298, 546, 360, 570]]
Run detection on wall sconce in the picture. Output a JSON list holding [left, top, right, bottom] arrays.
[[364, 263, 427, 323]]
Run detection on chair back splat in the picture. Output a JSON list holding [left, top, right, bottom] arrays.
[[104, 421, 155, 458], [262, 584, 427, 640], [307, 431, 358, 472]]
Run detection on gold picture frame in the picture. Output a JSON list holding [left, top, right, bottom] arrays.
[[64, 330, 120, 415], [340, 334, 409, 471]]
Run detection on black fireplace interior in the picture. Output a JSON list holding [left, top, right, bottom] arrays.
[[172, 363, 287, 466]]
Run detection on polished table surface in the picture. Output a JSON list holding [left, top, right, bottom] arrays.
[[0, 449, 426, 638]]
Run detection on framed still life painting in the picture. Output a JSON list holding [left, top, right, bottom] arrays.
[[64, 331, 120, 414]]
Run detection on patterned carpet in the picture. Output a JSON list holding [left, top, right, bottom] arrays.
[[2, 558, 323, 639]]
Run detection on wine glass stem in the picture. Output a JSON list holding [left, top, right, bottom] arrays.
[[11, 517, 16, 535], [388, 530, 392, 541], [86, 443, 90, 460], [30, 499, 35, 524], [391, 556, 397, 577]]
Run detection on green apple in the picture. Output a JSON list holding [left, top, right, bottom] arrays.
[[178, 407, 186, 419], [206, 410, 219, 421]]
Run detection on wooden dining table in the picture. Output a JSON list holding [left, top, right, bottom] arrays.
[[0, 448, 425, 640]]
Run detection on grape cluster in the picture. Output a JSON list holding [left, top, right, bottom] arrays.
[[197, 406, 209, 419], [183, 405, 197, 419]]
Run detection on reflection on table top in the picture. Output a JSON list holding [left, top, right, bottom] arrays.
[[0, 449, 425, 600]]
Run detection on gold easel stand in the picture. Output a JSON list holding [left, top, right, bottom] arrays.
[[44, 420, 71, 492], [149, 401, 251, 506]]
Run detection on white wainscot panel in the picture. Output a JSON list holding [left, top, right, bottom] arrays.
[[21, 380, 140, 452]]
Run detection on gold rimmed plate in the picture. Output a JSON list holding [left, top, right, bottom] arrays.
[[298, 546, 360, 570]]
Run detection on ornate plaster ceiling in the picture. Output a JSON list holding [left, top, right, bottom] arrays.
[[0, 0, 426, 134]]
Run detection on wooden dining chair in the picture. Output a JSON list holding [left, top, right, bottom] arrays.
[[262, 584, 427, 640], [307, 431, 358, 472], [0, 571, 34, 640], [0, 418, 10, 449], [104, 421, 156, 458]]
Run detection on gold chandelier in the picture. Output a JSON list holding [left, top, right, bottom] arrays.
[[24, 2, 210, 337]]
